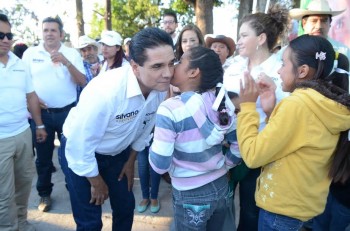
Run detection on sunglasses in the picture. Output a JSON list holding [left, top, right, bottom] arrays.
[[0, 32, 14, 40]]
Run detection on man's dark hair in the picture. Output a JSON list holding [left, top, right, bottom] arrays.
[[0, 13, 11, 27], [42, 16, 64, 33], [163, 10, 178, 23], [129, 27, 174, 66]]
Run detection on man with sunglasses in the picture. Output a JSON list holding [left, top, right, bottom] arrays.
[[22, 16, 86, 213], [0, 14, 47, 231]]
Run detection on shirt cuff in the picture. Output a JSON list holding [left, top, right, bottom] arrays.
[[240, 102, 257, 112]]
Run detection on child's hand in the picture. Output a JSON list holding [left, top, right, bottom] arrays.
[[239, 72, 259, 103]]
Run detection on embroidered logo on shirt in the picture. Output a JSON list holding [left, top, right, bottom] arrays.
[[32, 58, 45, 63], [115, 110, 139, 122]]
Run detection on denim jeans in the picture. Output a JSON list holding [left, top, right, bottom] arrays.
[[172, 175, 230, 231], [237, 167, 261, 231], [258, 209, 303, 231], [313, 192, 350, 231], [137, 146, 161, 200], [58, 136, 135, 231], [31, 109, 70, 197]]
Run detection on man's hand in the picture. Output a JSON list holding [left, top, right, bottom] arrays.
[[36, 128, 47, 143], [118, 149, 137, 191], [50, 50, 69, 66], [87, 175, 109, 205]]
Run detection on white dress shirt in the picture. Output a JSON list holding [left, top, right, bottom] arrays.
[[63, 65, 167, 177]]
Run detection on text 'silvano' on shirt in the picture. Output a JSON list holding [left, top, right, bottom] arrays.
[[63, 65, 167, 177]]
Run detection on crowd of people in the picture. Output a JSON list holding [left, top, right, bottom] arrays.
[[1, 0, 350, 230]]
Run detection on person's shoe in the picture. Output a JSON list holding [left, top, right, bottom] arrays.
[[150, 199, 160, 213], [162, 172, 172, 184], [38, 196, 51, 212], [137, 199, 150, 213]]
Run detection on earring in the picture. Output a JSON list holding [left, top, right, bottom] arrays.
[[256, 45, 259, 51]]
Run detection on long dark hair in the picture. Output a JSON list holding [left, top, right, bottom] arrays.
[[289, 34, 350, 184], [187, 46, 228, 125], [175, 24, 205, 60], [102, 46, 125, 69]]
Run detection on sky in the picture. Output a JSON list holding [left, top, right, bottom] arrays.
[[1, 0, 239, 46]]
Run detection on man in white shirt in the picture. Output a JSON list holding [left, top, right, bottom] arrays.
[[59, 27, 175, 231], [22, 16, 86, 212], [0, 14, 47, 231], [162, 10, 179, 46]]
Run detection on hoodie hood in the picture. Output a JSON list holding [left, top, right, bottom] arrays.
[[294, 88, 350, 135]]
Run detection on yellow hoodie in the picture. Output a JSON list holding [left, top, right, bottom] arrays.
[[237, 88, 350, 221]]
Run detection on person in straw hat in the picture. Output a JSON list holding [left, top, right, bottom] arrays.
[[76, 35, 102, 100], [289, 0, 350, 61], [205, 34, 236, 71]]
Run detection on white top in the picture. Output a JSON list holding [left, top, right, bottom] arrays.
[[0, 52, 33, 139], [63, 65, 167, 177], [99, 58, 129, 74], [224, 54, 289, 130], [22, 42, 85, 108]]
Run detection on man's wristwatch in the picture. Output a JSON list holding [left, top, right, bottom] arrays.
[[36, 124, 45, 129]]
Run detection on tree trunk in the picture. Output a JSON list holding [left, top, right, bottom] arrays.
[[76, 0, 84, 36], [105, 0, 112, 30], [238, 0, 253, 32], [195, 0, 214, 35]]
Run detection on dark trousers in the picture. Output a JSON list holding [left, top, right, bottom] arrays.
[[31, 108, 70, 197], [237, 167, 261, 231], [59, 136, 135, 231]]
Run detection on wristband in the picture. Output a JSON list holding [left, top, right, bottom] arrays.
[[36, 124, 45, 129]]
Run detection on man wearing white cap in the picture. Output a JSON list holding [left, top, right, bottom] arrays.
[[289, 0, 350, 61], [76, 35, 101, 99], [98, 30, 129, 73]]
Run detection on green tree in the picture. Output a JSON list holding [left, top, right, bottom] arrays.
[[0, 4, 39, 45], [90, 0, 160, 39], [171, 0, 223, 35]]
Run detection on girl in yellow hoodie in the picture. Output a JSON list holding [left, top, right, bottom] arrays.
[[237, 34, 350, 230]]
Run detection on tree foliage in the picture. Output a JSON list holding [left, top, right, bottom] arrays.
[[0, 4, 39, 45], [90, 0, 160, 39]]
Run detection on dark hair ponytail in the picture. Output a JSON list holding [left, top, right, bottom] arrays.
[[187, 46, 228, 125], [289, 35, 350, 184]]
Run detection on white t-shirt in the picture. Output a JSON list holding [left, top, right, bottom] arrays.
[[63, 65, 167, 177], [22, 42, 85, 108], [224, 54, 289, 129], [0, 52, 33, 139]]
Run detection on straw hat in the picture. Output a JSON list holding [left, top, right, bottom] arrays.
[[290, 0, 345, 20], [205, 34, 236, 57], [76, 35, 98, 49]]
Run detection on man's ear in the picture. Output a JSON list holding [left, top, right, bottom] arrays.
[[130, 60, 139, 77], [298, 64, 310, 79]]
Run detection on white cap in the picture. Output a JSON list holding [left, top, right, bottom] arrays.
[[76, 35, 98, 49], [98, 31, 123, 46], [124, 37, 131, 45]]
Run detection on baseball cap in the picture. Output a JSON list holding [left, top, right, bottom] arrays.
[[98, 31, 123, 46]]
